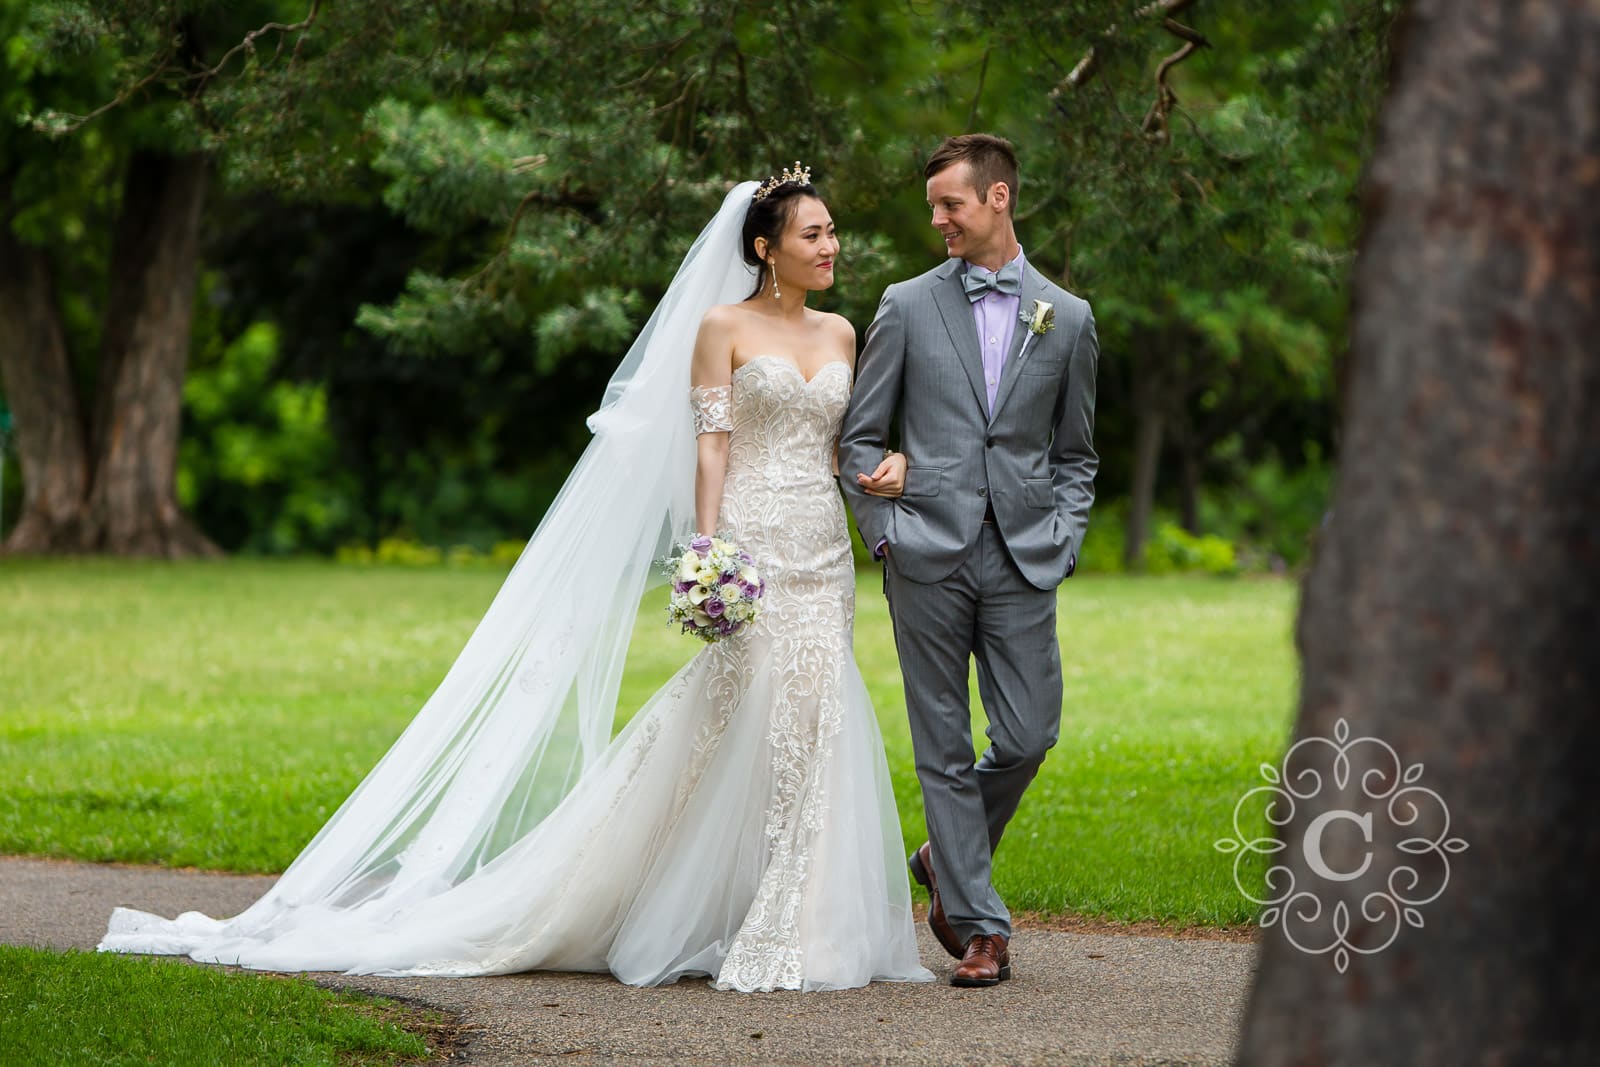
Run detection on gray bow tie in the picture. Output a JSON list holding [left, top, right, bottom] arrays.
[[962, 260, 1022, 302]]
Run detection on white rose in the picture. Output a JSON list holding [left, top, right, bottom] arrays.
[[719, 582, 742, 603], [677, 552, 702, 582]]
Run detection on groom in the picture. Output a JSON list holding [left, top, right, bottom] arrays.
[[840, 134, 1098, 986]]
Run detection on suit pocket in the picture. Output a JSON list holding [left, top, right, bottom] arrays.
[[1022, 356, 1064, 376], [904, 466, 943, 498], [1023, 478, 1053, 508]]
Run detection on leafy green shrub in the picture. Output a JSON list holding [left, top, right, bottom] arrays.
[[1201, 444, 1332, 568], [1075, 503, 1128, 574], [1144, 522, 1239, 576], [374, 536, 442, 566], [490, 539, 528, 566], [180, 319, 364, 554], [336, 536, 528, 568]]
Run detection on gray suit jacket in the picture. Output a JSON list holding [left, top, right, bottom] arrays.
[[839, 257, 1098, 589]]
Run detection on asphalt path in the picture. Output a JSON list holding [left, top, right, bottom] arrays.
[[0, 856, 1258, 1065]]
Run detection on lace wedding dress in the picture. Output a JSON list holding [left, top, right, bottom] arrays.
[[100, 352, 931, 993]]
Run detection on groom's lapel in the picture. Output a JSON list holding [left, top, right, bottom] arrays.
[[929, 260, 992, 418], [987, 266, 1050, 425]]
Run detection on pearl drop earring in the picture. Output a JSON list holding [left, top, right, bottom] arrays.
[[769, 260, 781, 300]]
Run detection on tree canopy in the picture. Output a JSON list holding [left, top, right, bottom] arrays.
[[1, 0, 1399, 560]]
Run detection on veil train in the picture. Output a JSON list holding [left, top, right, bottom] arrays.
[[100, 183, 765, 955]]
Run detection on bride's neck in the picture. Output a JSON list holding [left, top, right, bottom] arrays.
[[750, 289, 810, 320]]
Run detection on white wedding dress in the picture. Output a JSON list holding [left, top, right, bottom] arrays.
[[100, 352, 932, 992]]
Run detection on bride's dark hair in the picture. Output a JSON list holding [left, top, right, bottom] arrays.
[[741, 179, 820, 299]]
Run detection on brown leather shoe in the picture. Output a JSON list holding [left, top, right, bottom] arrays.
[[909, 843, 964, 959], [951, 933, 1011, 987]]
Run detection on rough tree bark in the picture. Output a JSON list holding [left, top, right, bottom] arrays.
[[1236, 1, 1600, 1063], [0, 224, 89, 551], [86, 150, 218, 556], [0, 153, 220, 557]]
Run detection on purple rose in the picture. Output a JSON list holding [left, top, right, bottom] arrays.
[[689, 534, 713, 555], [675, 580, 694, 593], [716, 618, 737, 635], [705, 598, 725, 618]]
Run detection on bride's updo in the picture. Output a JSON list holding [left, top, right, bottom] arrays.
[[741, 168, 820, 299]]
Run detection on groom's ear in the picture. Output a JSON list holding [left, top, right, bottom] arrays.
[[987, 180, 1013, 215]]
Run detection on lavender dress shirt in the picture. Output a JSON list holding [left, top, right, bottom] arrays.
[[968, 246, 1026, 413]]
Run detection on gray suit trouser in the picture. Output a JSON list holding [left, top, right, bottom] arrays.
[[884, 521, 1063, 942]]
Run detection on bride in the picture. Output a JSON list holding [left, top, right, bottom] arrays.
[[99, 168, 935, 992]]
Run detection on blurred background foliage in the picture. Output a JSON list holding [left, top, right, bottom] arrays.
[[0, 0, 1400, 568]]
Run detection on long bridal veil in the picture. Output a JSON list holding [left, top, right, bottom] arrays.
[[102, 182, 763, 953]]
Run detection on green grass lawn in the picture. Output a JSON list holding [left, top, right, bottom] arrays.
[[0, 945, 443, 1065], [0, 558, 1291, 926]]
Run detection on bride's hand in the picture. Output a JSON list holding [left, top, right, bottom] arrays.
[[857, 451, 908, 498]]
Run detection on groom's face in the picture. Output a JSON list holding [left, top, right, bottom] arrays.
[[926, 161, 1008, 263]]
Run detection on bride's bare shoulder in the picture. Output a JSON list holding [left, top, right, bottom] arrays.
[[700, 302, 755, 329], [695, 302, 751, 350], [816, 310, 857, 354], [818, 309, 856, 339]]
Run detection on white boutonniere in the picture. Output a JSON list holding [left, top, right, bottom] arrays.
[[1021, 299, 1056, 337]]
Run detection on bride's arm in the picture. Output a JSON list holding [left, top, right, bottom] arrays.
[[691, 308, 736, 534]]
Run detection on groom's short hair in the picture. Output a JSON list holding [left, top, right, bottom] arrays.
[[924, 134, 1020, 213]]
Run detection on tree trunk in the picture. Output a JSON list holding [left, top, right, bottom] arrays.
[[1, 152, 220, 558], [1237, 2, 1600, 1064], [1125, 365, 1164, 567], [0, 222, 91, 553], [1177, 449, 1199, 535], [1172, 411, 1201, 535], [86, 150, 219, 557]]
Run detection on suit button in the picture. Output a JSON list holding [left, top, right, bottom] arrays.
[[977, 486, 988, 497], [985, 436, 995, 448]]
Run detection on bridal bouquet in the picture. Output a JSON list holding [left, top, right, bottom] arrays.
[[665, 535, 766, 642]]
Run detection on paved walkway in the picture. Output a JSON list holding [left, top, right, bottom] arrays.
[[0, 856, 1257, 1065]]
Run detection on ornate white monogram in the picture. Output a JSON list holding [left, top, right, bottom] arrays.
[[1216, 717, 1470, 973]]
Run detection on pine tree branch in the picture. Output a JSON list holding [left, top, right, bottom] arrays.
[[1050, 0, 1200, 98], [34, 3, 322, 137], [1142, 19, 1212, 141], [194, 1, 322, 94], [31, 40, 177, 137]]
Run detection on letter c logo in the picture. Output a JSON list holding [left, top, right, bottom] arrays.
[[1304, 809, 1373, 882]]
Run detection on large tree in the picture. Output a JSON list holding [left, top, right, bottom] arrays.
[[1236, 0, 1600, 1060], [0, 2, 270, 555]]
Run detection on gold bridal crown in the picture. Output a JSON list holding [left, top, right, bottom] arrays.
[[753, 161, 813, 201]]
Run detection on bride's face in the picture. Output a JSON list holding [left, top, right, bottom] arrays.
[[767, 197, 840, 294]]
